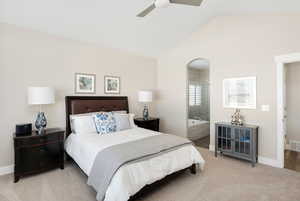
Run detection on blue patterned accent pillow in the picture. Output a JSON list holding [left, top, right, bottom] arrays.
[[93, 112, 117, 134]]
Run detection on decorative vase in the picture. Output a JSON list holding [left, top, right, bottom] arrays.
[[143, 105, 149, 120], [231, 109, 244, 126], [35, 112, 47, 134]]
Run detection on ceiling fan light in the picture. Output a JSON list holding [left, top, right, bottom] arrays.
[[155, 0, 170, 8]]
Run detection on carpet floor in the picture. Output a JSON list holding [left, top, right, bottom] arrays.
[[1, 148, 300, 201]]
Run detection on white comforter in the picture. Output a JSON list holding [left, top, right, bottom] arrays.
[[65, 127, 205, 201]]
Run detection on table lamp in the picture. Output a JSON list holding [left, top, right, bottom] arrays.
[[138, 90, 153, 120], [28, 87, 55, 134]]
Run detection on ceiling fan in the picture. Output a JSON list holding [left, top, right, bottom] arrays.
[[137, 0, 203, 17]]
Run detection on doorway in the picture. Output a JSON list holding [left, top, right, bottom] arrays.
[[284, 62, 300, 172], [186, 58, 210, 149], [276, 53, 300, 170]]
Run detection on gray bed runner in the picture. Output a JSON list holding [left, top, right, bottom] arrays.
[[87, 134, 193, 201]]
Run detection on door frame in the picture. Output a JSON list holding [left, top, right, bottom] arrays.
[[275, 52, 300, 168]]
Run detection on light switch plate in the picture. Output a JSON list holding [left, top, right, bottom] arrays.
[[261, 105, 270, 112]]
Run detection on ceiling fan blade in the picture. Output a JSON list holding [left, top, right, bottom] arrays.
[[170, 0, 203, 6], [137, 4, 156, 17]]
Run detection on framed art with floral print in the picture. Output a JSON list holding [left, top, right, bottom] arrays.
[[75, 73, 96, 94], [104, 76, 120, 94]]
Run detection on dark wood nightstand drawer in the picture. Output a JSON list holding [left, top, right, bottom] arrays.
[[42, 132, 63, 143], [15, 137, 45, 148], [14, 131, 64, 148]]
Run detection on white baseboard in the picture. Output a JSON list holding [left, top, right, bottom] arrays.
[[208, 144, 281, 168], [258, 156, 282, 168], [0, 165, 14, 176], [285, 144, 292, 150]]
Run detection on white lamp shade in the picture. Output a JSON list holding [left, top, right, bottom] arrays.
[[28, 87, 55, 105], [138, 91, 153, 103], [155, 0, 170, 8]]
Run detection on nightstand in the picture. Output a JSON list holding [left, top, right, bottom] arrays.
[[134, 118, 160, 132], [13, 128, 65, 183]]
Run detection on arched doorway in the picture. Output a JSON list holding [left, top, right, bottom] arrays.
[[186, 58, 210, 149]]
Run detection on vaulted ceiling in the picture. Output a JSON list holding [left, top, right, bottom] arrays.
[[1, 0, 300, 57]]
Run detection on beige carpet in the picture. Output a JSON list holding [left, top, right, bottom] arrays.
[[1, 148, 300, 201]]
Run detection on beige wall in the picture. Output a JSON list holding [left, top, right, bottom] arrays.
[[157, 15, 300, 159], [0, 23, 157, 167], [286, 62, 300, 142]]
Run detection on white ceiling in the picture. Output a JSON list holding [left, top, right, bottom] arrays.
[[1, 0, 300, 58]]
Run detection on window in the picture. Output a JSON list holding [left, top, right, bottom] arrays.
[[189, 84, 201, 106]]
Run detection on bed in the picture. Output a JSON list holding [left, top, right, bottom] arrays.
[[64, 96, 205, 201]]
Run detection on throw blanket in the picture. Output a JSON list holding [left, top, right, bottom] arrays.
[[87, 134, 193, 201]]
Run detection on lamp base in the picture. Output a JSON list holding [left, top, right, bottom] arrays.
[[35, 112, 47, 135], [143, 105, 149, 120]]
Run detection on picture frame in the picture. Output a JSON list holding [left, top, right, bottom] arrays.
[[104, 76, 120, 94], [75, 73, 96, 94], [223, 76, 256, 109]]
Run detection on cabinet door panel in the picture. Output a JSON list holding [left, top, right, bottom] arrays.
[[226, 127, 232, 139], [218, 127, 222, 137], [218, 138, 222, 149], [218, 126, 233, 152], [233, 128, 252, 157], [244, 129, 251, 155], [222, 127, 226, 138], [40, 143, 60, 168], [19, 147, 41, 173]]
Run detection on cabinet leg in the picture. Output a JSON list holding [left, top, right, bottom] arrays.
[[14, 175, 20, 183], [60, 163, 64, 170], [251, 161, 255, 167]]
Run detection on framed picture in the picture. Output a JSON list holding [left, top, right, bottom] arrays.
[[104, 76, 120, 94], [223, 76, 256, 109], [75, 73, 96, 94]]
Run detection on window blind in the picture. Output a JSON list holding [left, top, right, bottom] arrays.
[[189, 84, 201, 106]]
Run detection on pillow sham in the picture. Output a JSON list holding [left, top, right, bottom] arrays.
[[93, 112, 117, 134], [70, 115, 97, 134], [113, 113, 131, 131], [114, 110, 127, 114], [128, 113, 137, 128]]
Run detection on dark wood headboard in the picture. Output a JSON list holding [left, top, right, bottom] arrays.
[[65, 96, 129, 137]]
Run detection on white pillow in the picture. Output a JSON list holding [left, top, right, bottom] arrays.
[[114, 113, 131, 131], [129, 113, 137, 128], [114, 110, 127, 114], [112, 113, 137, 130], [70, 115, 97, 134]]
